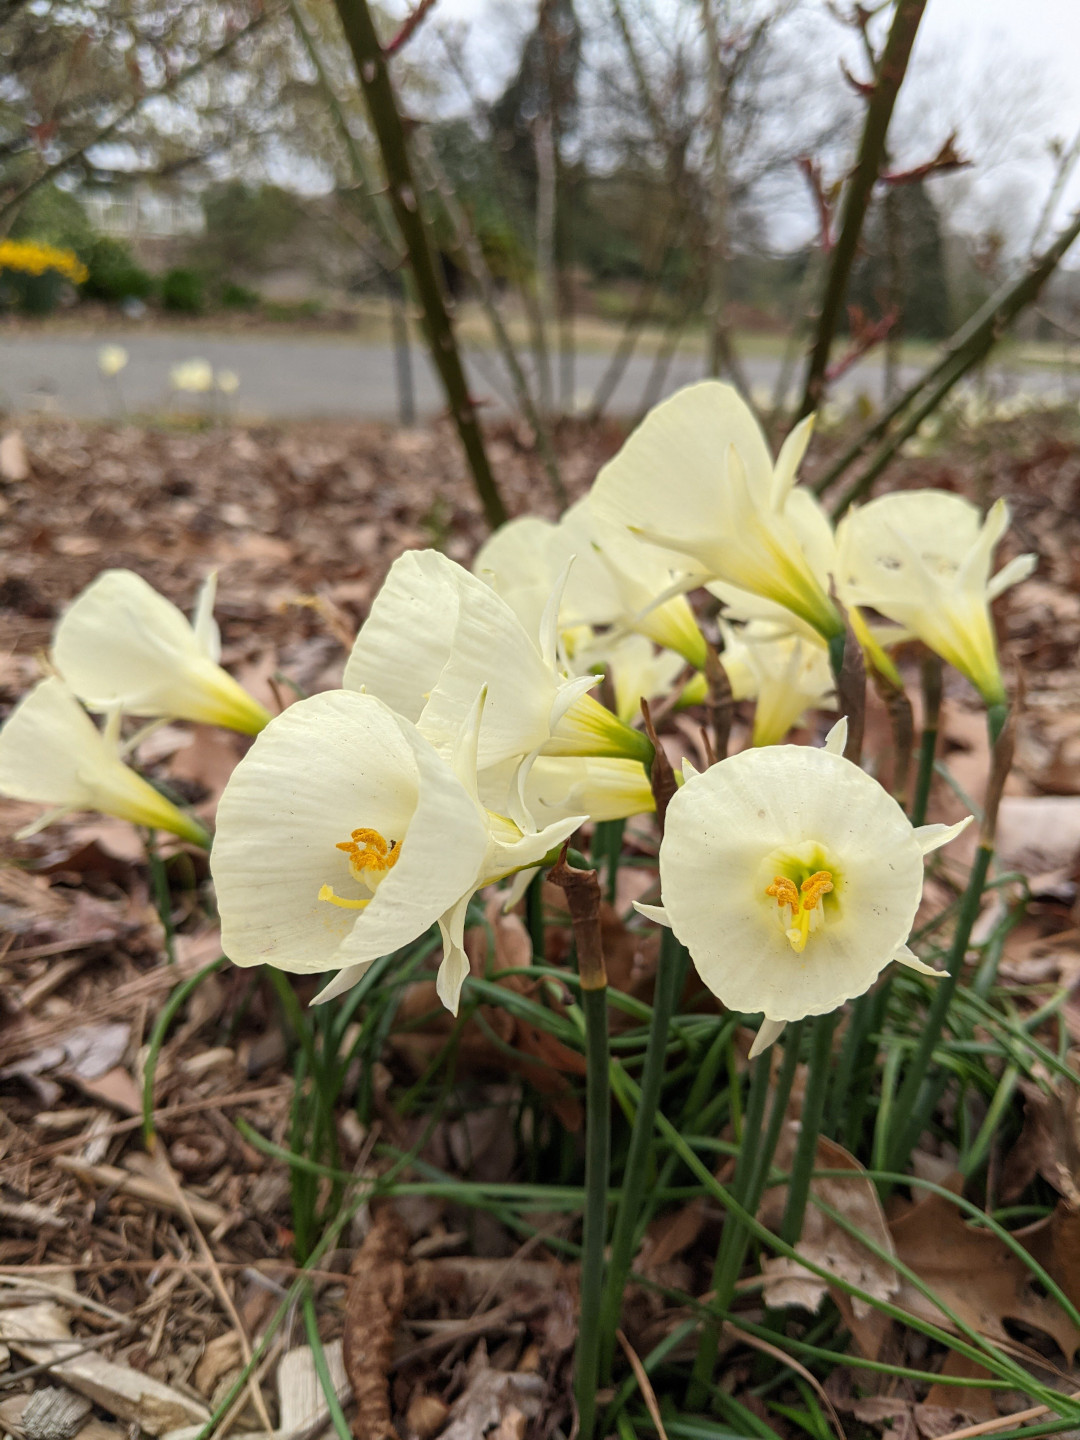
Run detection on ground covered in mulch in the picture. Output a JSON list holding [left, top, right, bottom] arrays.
[[2, 409, 1080, 1440]]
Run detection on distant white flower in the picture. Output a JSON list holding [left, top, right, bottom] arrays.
[[344, 549, 651, 781], [53, 569, 270, 735], [835, 492, 1036, 707], [211, 688, 581, 1013], [719, 621, 835, 747], [98, 345, 128, 378], [216, 369, 240, 395], [0, 677, 208, 845], [583, 632, 687, 726], [170, 359, 214, 393], [636, 719, 971, 1057], [589, 381, 845, 644]]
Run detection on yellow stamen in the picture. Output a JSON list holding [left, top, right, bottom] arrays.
[[318, 884, 371, 911], [765, 876, 799, 910], [318, 827, 401, 912], [335, 827, 401, 882], [766, 869, 834, 954]]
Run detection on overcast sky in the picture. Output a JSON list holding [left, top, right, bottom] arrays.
[[395, 0, 1080, 251]]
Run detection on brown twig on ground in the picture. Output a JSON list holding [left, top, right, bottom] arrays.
[[342, 1206, 411, 1440]]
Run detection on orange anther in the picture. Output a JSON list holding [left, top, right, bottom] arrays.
[[799, 870, 834, 911], [765, 876, 800, 910]]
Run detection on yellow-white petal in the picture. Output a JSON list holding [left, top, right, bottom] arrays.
[[656, 741, 960, 1023], [523, 755, 654, 826], [913, 816, 973, 854], [345, 549, 562, 768], [0, 677, 208, 844], [749, 1017, 788, 1058], [835, 491, 1026, 706], [53, 569, 268, 734], [590, 382, 843, 642], [211, 689, 490, 974]]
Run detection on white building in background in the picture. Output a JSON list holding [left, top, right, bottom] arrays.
[[82, 187, 204, 240]]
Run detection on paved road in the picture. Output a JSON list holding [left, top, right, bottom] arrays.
[[0, 329, 1065, 423]]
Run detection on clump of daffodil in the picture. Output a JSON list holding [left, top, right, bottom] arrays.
[[589, 381, 845, 646], [344, 548, 651, 778], [635, 718, 970, 1057], [98, 345, 129, 378], [0, 677, 209, 846], [719, 620, 835, 747], [835, 492, 1036, 708], [211, 688, 583, 1013], [52, 570, 271, 736], [474, 498, 707, 670]]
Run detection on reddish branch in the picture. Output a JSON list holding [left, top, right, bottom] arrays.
[[881, 132, 971, 186], [798, 155, 835, 252], [385, 0, 438, 57], [824, 304, 899, 382]]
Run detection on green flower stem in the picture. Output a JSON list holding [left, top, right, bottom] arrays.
[[577, 983, 612, 1440], [592, 817, 627, 904], [886, 842, 994, 1174], [686, 1025, 801, 1411], [910, 654, 942, 827], [598, 927, 688, 1382], [780, 1010, 837, 1245]]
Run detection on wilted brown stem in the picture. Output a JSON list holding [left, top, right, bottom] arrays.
[[641, 699, 677, 834], [549, 847, 606, 990]]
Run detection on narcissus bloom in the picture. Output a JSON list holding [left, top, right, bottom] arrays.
[[53, 570, 270, 735], [0, 677, 209, 846], [170, 358, 214, 393], [589, 382, 845, 644], [474, 500, 707, 668], [345, 549, 651, 773], [211, 689, 582, 1014], [98, 345, 128, 377], [520, 754, 655, 826], [636, 720, 970, 1056], [719, 621, 835, 747], [835, 492, 1035, 707]]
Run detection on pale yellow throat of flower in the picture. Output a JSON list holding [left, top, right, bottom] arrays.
[[319, 827, 401, 911], [765, 869, 835, 954]]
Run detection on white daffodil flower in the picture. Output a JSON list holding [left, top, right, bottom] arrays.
[[474, 500, 707, 668], [52, 569, 271, 735], [520, 755, 655, 826], [635, 718, 971, 1057], [211, 688, 582, 1014], [719, 620, 835, 747], [835, 492, 1036, 707], [589, 381, 845, 644], [170, 358, 214, 393], [344, 549, 651, 774], [216, 369, 240, 395], [98, 345, 128, 377], [0, 677, 209, 846]]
